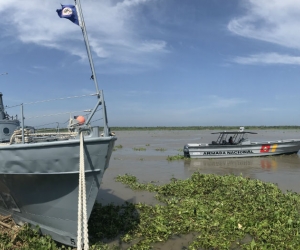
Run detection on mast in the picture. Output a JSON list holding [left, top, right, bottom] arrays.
[[75, 0, 99, 94], [0, 93, 6, 120], [0, 73, 8, 120], [74, 0, 109, 136]]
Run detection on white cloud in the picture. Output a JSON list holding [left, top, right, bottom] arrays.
[[117, 0, 151, 7], [207, 95, 247, 108], [0, 0, 167, 71], [228, 0, 300, 66], [232, 53, 300, 65], [228, 0, 300, 49], [173, 95, 247, 116]]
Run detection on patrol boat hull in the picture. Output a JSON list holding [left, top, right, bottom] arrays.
[[184, 128, 300, 159], [184, 140, 300, 158], [0, 135, 116, 246]]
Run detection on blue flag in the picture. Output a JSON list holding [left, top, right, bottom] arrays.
[[56, 5, 79, 25]]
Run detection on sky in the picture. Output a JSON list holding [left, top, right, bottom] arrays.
[[1, 0, 300, 127]]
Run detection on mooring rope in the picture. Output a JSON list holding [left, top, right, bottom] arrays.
[[77, 132, 89, 249]]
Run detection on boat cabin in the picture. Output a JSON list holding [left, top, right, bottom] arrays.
[[210, 130, 257, 145]]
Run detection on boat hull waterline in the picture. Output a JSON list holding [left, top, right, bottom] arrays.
[[0, 135, 116, 247], [184, 140, 300, 159]]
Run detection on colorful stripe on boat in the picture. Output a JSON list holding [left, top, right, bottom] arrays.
[[260, 144, 277, 153]]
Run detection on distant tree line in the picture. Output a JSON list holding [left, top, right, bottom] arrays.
[[36, 125, 300, 132], [109, 126, 300, 131]]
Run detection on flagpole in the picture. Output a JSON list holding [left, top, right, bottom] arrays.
[[74, 0, 109, 136], [75, 0, 99, 95]]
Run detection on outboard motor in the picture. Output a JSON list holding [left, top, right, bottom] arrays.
[[0, 93, 20, 142], [183, 144, 190, 157]]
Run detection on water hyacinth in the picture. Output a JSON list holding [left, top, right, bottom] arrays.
[[132, 147, 146, 151], [112, 173, 300, 249], [166, 154, 187, 161], [113, 145, 123, 151], [0, 173, 300, 249]]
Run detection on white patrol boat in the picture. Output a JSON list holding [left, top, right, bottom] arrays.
[[183, 127, 300, 158]]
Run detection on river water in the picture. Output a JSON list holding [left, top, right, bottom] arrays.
[[96, 129, 300, 249]]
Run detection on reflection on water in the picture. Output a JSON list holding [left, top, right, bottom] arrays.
[[186, 153, 300, 170], [184, 157, 279, 170], [183, 154, 300, 192]]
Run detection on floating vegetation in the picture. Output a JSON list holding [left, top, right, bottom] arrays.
[[155, 148, 166, 151], [4, 173, 300, 249], [89, 202, 139, 242], [166, 154, 187, 161], [133, 147, 146, 151], [114, 144, 123, 149], [146, 144, 150, 146], [0, 224, 61, 250], [112, 173, 300, 249]]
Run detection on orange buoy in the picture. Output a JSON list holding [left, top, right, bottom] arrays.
[[76, 115, 85, 125]]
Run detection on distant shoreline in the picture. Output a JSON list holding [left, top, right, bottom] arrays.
[[36, 126, 300, 133], [109, 126, 300, 131]]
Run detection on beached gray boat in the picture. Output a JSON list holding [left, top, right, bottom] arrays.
[[0, 104, 116, 246], [0, 1, 116, 248], [184, 127, 300, 158]]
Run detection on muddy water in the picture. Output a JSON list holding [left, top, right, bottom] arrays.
[[96, 130, 300, 248]]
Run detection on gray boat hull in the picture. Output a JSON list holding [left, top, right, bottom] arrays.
[[0, 135, 116, 247], [184, 140, 300, 159]]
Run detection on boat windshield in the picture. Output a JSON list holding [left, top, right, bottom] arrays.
[[210, 131, 257, 145]]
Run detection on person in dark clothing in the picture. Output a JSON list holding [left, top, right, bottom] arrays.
[[229, 136, 234, 144]]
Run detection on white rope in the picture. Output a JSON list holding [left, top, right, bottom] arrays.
[[77, 132, 89, 249]]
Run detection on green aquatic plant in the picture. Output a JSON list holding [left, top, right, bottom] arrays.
[[4, 173, 300, 249], [166, 154, 187, 161], [155, 148, 166, 151], [89, 202, 140, 242], [133, 147, 146, 151], [114, 173, 300, 249], [0, 224, 61, 250], [114, 144, 123, 149]]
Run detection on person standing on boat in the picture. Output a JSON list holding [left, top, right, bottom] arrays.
[[229, 136, 234, 145]]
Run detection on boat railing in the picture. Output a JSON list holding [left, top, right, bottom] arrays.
[[250, 139, 300, 144], [5, 92, 110, 144]]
